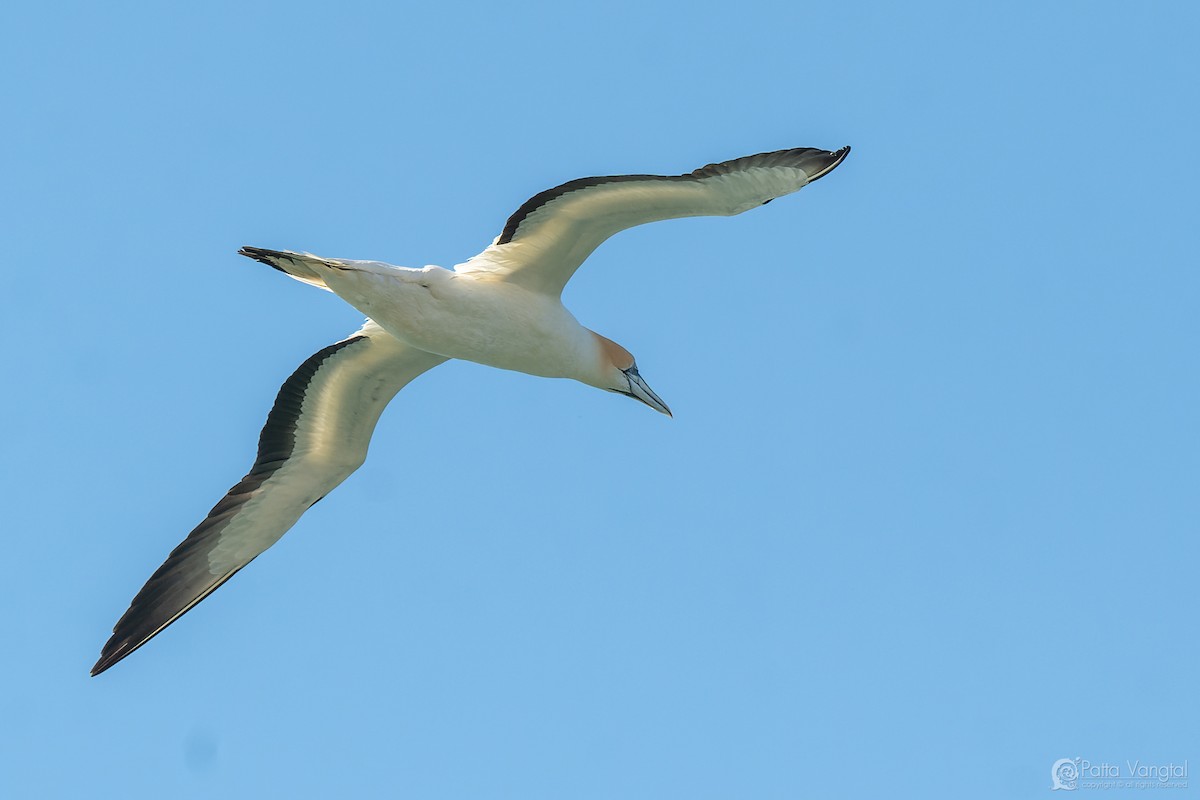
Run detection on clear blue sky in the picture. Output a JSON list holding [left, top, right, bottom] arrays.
[[2, 1, 1196, 797]]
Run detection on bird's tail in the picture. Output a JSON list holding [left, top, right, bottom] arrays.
[[238, 246, 336, 292]]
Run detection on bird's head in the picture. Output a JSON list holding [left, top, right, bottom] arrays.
[[590, 333, 672, 417]]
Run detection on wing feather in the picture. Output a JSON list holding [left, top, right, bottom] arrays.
[[457, 146, 850, 295], [91, 321, 446, 675]]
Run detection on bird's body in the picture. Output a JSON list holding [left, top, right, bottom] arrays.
[[314, 261, 602, 382], [92, 145, 851, 676]]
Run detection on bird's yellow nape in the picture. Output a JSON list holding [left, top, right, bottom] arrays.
[[593, 332, 635, 371]]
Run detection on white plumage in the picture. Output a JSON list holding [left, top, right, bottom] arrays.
[[91, 145, 850, 675]]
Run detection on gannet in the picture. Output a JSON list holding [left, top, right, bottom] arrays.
[[91, 145, 851, 676]]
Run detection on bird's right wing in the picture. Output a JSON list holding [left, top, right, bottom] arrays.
[[455, 146, 850, 296], [92, 320, 447, 675]]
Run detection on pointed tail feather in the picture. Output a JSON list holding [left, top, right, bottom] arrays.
[[238, 246, 333, 291]]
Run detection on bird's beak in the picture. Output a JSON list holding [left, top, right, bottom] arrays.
[[623, 367, 672, 417]]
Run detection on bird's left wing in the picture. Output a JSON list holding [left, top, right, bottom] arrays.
[[91, 321, 447, 675], [455, 146, 850, 296]]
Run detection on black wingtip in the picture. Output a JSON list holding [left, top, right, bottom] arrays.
[[90, 658, 112, 677], [805, 146, 851, 183], [90, 642, 130, 677], [91, 626, 155, 676], [91, 564, 248, 677]]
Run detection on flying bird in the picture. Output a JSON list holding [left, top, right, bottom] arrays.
[[91, 145, 851, 675]]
